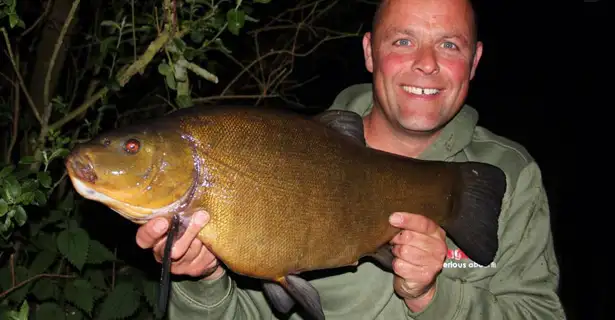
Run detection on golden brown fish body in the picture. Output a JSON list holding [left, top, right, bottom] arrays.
[[65, 105, 506, 320]]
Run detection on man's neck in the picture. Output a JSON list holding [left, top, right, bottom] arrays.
[[362, 111, 441, 159]]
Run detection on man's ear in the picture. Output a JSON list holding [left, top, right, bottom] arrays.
[[470, 41, 483, 80], [362, 32, 374, 73]]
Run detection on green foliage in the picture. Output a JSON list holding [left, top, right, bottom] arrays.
[[0, 0, 362, 318]]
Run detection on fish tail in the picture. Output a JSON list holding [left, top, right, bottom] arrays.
[[445, 162, 507, 266]]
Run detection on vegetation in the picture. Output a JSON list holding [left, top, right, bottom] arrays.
[[0, 0, 365, 318]]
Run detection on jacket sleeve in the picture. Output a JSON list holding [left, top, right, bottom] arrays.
[[167, 270, 273, 319], [407, 161, 566, 320]]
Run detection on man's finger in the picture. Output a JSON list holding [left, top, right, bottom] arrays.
[[389, 212, 440, 235], [136, 217, 169, 249], [170, 211, 210, 259]]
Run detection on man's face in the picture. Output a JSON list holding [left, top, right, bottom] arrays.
[[363, 0, 483, 133]]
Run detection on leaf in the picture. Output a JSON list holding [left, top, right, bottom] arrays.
[[9, 14, 18, 29], [58, 191, 74, 212], [18, 156, 37, 165], [57, 227, 90, 270], [16, 192, 34, 205], [0, 199, 7, 216], [4, 300, 29, 320], [85, 269, 107, 289], [190, 31, 204, 44], [29, 250, 57, 275], [226, 9, 245, 35], [32, 277, 60, 301], [141, 279, 158, 311], [87, 240, 116, 264], [48, 148, 70, 162], [97, 283, 140, 319], [35, 302, 66, 320], [2, 175, 21, 203], [37, 171, 52, 188], [12, 206, 27, 226], [64, 279, 95, 315], [0, 165, 14, 179], [165, 73, 177, 90], [157, 62, 171, 76], [0, 266, 30, 304], [172, 38, 187, 53], [33, 190, 47, 206]]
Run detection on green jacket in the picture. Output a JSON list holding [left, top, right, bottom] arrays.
[[167, 83, 565, 319]]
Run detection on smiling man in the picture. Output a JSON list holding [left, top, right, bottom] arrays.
[[134, 0, 566, 319]]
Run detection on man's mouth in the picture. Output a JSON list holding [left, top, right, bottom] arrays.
[[401, 85, 441, 96]]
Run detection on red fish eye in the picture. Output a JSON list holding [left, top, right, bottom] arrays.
[[124, 139, 140, 154]]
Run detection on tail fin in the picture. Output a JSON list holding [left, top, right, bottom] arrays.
[[445, 162, 507, 266]]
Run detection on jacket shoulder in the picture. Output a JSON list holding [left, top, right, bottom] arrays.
[[464, 126, 536, 185]]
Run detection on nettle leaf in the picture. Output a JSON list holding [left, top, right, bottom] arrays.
[[64, 279, 95, 315], [141, 279, 158, 311], [57, 226, 90, 270], [85, 268, 107, 289], [29, 250, 57, 275], [87, 239, 116, 264], [31, 277, 60, 301], [35, 302, 66, 320], [97, 282, 140, 319], [0, 266, 30, 304]]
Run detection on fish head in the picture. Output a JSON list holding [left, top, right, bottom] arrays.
[[65, 124, 198, 223]]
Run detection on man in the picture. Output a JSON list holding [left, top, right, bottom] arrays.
[[136, 0, 565, 318]]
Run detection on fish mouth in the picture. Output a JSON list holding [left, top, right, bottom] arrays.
[[66, 153, 98, 184], [68, 174, 195, 224]]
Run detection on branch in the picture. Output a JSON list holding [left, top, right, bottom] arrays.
[[43, 0, 82, 110], [1, 28, 43, 125], [220, 34, 356, 96], [177, 58, 218, 84], [0, 273, 76, 299], [48, 28, 189, 132]]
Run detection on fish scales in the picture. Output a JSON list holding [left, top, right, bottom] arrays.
[[173, 108, 458, 278]]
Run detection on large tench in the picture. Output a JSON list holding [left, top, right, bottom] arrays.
[[65, 105, 507, 320]]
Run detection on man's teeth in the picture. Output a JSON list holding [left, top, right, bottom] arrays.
[[402, 86, 440, 95]]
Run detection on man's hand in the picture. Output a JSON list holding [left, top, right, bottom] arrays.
[[388, 212, 448, 312], [135, 211, 224, 280]]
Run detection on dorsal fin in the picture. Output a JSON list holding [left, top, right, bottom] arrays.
[[313, 110, 366, 146]]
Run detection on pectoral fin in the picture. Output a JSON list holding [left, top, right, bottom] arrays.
[[281, 275, 325, 320], [263, 281, 295, 314], [157, 214, 182, 317], [365, 244, 395, 271], [313, 110, 366, 146]]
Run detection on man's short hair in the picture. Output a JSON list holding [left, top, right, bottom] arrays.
[[370, 0, 479, 50]]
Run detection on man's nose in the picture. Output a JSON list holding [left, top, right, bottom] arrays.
[[412, 47, 439, 75]]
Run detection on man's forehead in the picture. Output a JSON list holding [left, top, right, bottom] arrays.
[[375, 0, 475, 40]]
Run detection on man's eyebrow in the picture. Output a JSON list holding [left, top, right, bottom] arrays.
[[383, 27, 416, 38], [383, 27, 471, 46], [442, 33, 470, 46]]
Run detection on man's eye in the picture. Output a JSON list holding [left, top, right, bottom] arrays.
[[442, 42, 458, 50], [395, 39, 411, 46]]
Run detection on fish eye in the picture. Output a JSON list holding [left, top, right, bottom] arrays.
[[123, 138, 141, 154]]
